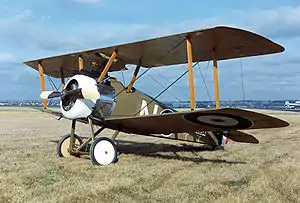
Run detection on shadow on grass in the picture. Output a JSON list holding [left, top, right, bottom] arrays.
[[116, 140, 246, 165], [49, 139, 246, 165]]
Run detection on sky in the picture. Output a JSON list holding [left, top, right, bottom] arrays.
[[1, 0, 300, 101]]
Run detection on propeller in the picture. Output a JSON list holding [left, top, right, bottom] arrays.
[[40, 87, 100, 100], [40, 91, 62, 99]]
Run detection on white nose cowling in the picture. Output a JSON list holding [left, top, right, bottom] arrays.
[[60, 74, 100, 119]]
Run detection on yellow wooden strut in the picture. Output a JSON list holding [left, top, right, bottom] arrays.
[[186, 37, 196, 111], [78, 56, 84, 70], [60, 69, 65, 89], [212, 51, 220, 108], [127, 62, 141, 93], [98, 51, 117, 83], [38, 63, 47, 109]]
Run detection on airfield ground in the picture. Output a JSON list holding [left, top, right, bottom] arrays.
[[0, 108, 299, 203]]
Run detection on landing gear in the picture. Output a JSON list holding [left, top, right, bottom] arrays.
[[90, 137, 118, 165], [57, 118, 119, 165], [57, 134, 83, 157]]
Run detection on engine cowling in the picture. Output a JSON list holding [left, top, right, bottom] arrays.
[[60, 74, 116, 120], [60, 75, 98, 119]]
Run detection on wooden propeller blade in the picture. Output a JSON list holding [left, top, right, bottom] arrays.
[[40, 91, 61, 99]]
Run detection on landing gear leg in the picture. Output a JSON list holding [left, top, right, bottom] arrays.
[[88, 117, 95, 141], [69, 119, 77, 154], [57, 118, 119, 165], [57, 119, 83, 157], [111, 130, 120, 141]]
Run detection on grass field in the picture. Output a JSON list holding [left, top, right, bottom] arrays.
[[0, 108, 299, 203]]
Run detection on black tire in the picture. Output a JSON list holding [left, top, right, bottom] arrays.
[[57, 134, 83, 157], [90, 137, 118, 165]]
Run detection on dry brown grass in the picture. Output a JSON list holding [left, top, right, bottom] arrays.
[[0, 107, 299, 203]]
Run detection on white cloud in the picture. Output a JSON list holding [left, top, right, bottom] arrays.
[[0, 53, 15, 63], [1, 5, 300, 100]]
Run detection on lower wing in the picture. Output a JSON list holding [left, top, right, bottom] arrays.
[[36, 107, 287, 144], [100, 108, 288, 135]]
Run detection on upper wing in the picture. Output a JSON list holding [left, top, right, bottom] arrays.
[[24, 26, 284, 78], [97, 108, 289, 135]]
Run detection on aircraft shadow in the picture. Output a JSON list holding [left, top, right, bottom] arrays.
[[49, 139, 246, 165], [116, 140, 246, 165]]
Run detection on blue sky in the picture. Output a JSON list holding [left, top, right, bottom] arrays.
[[1, 0, 300, 101]]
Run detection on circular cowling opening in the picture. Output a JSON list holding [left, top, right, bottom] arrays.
[[62, 79, 78, 111]]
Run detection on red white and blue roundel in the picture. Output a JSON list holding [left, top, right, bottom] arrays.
[[184, 113, 253, 129]]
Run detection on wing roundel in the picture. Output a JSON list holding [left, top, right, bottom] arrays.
[[183, 113, 253, 129], [99, 108, 289, 135]]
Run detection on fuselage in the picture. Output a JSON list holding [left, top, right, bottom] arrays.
[[59, 73, 227, 147]]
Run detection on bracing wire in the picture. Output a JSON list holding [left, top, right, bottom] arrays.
[[145, 72, 183, 102], [204, 60, 210, 78], [135, 61, 200, 116], [46, 76, 55, 90], [151, 68, 191, 101], [46, 76, 60, 105], [121, 69, 126, 86], [197, 63, 212, 102], [112, 38, 187, 100], [47, 76, 59, 92], [240, 59, 245, 100], [134, 49, 211, 115]]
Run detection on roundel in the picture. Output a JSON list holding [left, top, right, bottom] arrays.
[[160, 109, 174, 137], [183, 113, 253, 129]]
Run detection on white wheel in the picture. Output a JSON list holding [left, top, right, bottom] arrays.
[[90, 137, 117, 165], [57, 134, 82, 158]]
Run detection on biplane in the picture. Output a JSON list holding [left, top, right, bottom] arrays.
[[24, 26, 289, 166]]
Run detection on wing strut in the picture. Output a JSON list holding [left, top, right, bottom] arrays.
[[98, 51, 117, 83], [127, 61, 141, 92], [212, 51, 220, 108], [38, 62, 47, 109], [60, 69, 65, 89], [78, 55, 84, 70], [186, 37, 196, 111]]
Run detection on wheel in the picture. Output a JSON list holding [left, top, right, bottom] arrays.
[[57, 134, 83, 158], [90, 137, 118, 165]]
